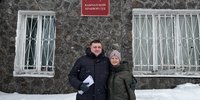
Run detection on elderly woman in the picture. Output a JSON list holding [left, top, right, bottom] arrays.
[[108, 50, 136, 100]]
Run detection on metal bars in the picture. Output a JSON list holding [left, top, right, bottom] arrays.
[[14, 11, 56, 77], [132, 9, 200, 77]]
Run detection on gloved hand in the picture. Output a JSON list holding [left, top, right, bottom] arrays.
[[130, 76, 137, 91], [80, 83, 89, 92], [130, 83, 136, 91]]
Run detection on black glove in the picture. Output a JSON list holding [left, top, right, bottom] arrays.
[[130, 78, 137, 91], [130, 83, 136, 91], [80, 83, 89, 92]]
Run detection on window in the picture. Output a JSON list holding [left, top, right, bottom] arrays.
[[14, 10, 56, 77], [132, 9, 200, 77]]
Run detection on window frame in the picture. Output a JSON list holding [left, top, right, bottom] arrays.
[[132, 9, 200, 77], [14, 10, 56, 77]]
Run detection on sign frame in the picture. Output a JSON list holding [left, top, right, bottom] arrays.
[[81, 0, 110, 16]]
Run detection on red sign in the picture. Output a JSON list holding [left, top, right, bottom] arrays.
[[81, 0, 110, 16]]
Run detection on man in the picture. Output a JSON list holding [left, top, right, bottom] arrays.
[[68, 40, 110, 100]]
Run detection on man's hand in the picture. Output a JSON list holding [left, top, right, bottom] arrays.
[[80, 83, 89, 92]]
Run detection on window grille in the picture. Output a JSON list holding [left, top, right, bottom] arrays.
[[132, 9, 200, 77], [14, 10, 56, 77]]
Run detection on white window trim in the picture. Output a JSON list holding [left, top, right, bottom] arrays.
[[14, 10, 56, 77], [132, 9, 200, 77]]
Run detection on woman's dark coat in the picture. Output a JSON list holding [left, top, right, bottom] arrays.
[[68, 48, 110, 100], [108, 62, 136, 100]]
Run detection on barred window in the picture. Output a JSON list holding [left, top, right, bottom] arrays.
[[132, 9, 200, 77], [14, 10, 56, 77]]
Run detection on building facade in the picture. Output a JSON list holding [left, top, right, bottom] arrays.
[[1, 0, 200, 94]]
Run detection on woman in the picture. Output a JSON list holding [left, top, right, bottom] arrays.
[[108, 50, 136, 100]]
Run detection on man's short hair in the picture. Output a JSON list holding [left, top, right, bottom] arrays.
[[90, 40, 102, 46]]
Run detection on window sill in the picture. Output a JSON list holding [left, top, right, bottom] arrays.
[[13, 71, 54, 78]]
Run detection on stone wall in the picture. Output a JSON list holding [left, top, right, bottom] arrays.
[[0, 0, 200, 94]]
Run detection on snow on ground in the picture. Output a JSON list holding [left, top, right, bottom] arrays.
[[0, 83, 200, 100]]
